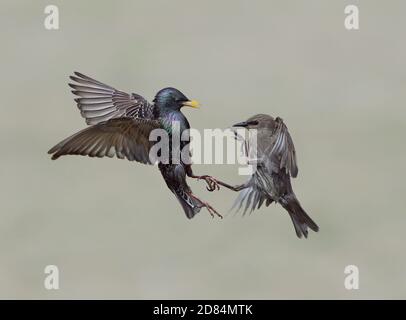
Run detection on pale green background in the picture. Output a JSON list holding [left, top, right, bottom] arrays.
[[0, 0, 405, 299]]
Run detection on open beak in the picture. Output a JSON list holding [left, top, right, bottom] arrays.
[[182, 100, 200, 109], [232, 121, 249, 127]]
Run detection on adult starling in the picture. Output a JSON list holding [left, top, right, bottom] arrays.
[[48, 72, 221, 219], [212, 114, 319, 238]]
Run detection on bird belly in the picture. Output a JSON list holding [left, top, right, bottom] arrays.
[[254, 169, 279, 201], [159, 163, 187, 189], [158, 162, 201, 218]]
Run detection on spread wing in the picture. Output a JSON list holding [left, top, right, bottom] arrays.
[[262, 117, 298, 178], [49, 72, 163, 164], [69, 72, 155, 125], [48, 118, 162, 164]]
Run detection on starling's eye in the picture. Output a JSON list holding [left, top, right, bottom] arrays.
[[248, 120, 259, 126]]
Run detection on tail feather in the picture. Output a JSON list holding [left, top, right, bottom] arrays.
[[174, 191, 201, 219], [231, 186, 273, 215], [159, 163, 202, 219], [280, 194, 319, 239]]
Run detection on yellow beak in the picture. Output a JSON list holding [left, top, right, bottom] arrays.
[[182, 100, 200, 108]]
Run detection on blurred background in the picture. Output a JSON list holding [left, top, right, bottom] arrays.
[[0, 0, 405, 299]]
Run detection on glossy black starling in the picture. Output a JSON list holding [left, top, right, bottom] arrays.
[[48, 72, 221, 219], [212, 114, 319, 238]]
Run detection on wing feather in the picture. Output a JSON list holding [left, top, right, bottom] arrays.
[[48, 118, 161, 164], [69, 72, 155, 125], [267, 117, 298, 178]]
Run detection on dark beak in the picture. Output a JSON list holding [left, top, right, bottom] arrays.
[[232, 121, 249, 127]]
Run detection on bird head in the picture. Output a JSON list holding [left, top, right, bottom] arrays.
[[232, 114, 276, 130], [153, 87, 200, 111]]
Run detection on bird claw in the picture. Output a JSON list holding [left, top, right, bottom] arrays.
[[187, 191, 223, 219], [202, 202, 223, 219], [197, 175, 220, 192]]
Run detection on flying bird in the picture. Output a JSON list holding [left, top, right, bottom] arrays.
[[48, 72, 222, 219], [212, 114, 319, 238]]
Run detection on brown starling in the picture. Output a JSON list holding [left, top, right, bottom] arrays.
[[212, 114, 319, 238]]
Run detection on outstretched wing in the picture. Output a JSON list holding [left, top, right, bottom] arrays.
[[69, 72, 156, 125], [48, 118, 161, 164], [263, 117, 298, 178]]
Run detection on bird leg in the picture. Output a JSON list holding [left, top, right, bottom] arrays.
[[186, 192, 223, 219], [189, 173, 248, 193], [185, 165, 245, 192], [197, 176, 248, 192], [211, 180, 247, 192], [189, 174, 221, 192]]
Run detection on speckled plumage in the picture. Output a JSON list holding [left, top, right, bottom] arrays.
[[213, 114, 319, 238]]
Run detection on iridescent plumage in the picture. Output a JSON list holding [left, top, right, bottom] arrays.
[[48, 72, 221, 219]]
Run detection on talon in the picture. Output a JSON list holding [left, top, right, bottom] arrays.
[[204, 203, 222, 219], [203, 176, 220, 192], [186, 191, 223, 219], [193, 175, 221, 192], [206, 203, 223, 219]]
